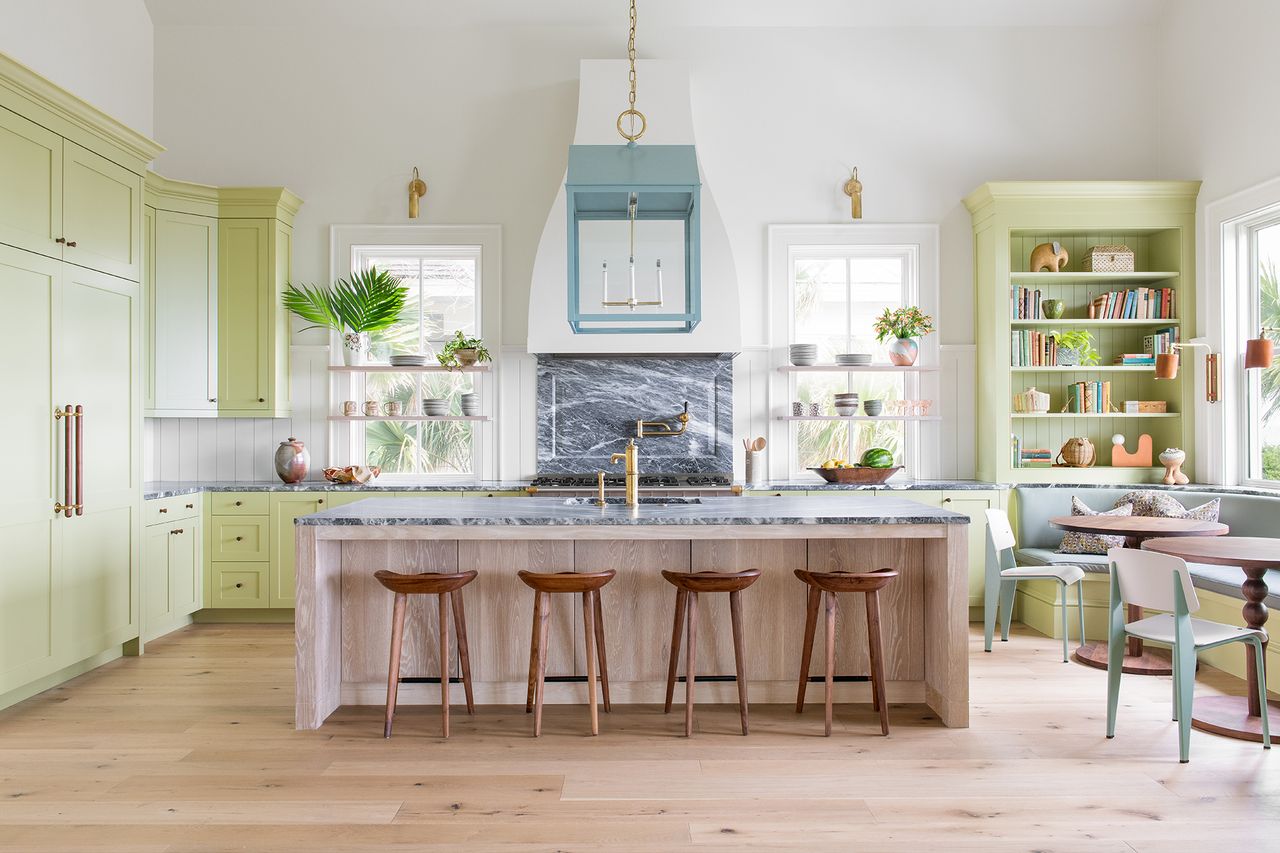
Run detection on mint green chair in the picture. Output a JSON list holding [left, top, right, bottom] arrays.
[[984, 508, 1086, 662], [1105, 547, 1271, 763]]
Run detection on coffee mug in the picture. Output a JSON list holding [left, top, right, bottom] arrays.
[[342, 400, 357, 417], [383, 400, 403, 417], [363, 400, 379, 417]]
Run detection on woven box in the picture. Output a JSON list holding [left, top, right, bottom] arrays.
[[1123, 400, 1167, 414], [1083, 244, 1135, 273]]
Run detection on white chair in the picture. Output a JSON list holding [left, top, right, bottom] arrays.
[[984, 508, 1086, 662], [1105, 547, 1271, 763]]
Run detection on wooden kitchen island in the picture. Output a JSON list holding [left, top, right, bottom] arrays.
[[294, 496, 970, 730]]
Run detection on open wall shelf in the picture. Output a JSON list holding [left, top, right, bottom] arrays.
[[329, 364, 489, 373], [964, 181, 1199, 484]]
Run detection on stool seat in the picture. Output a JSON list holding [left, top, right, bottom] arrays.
[[518, 570, 615, 594], [375, 569, 478, 596], [661, 569, 761, 594], [794, 568, 897, 594]]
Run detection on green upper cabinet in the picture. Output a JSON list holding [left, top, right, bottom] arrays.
[[61, 140, 142, 282], [216, 188, 300, 418], [0, 105, 62, 259], [144, 173, 220, 416]]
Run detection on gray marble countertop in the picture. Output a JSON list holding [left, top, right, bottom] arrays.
[[746, 479, 1010, 492], [142, 480, 529, 500], [295, 495, 971, 527]]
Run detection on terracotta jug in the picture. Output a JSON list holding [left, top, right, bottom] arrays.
[[274, 437, 310, 483], [1056, 437, 1096, 468]]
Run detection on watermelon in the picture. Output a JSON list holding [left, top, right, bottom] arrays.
[[860, 447, 895, 468]]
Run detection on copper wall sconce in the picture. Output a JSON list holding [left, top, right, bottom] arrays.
[[1245, 328, 1277, 370]]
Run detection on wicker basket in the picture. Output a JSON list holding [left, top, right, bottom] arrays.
[[1056, 437, 1096, 467], [1082, 245, 1134, 273]]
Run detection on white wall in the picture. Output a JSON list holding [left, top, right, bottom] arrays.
[[147, 17, 1166, 480], [0, 0, 154, 136]]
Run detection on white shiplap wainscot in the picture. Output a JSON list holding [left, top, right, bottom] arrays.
[[144, 346, 330, 481]]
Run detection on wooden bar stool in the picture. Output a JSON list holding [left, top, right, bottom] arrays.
[[794, 568, 898, 737], [374, 569, 478, 739], [519, 570, 615, 737], [663, 569, 761, 736]]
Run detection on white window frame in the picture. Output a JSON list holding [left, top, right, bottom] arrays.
[[1236, 209, 1280, 488], [329, 225, 502, 482], [766, 224, 941, 481]]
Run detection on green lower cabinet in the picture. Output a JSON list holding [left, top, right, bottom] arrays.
[[142, 515, 203, 643], [210, 563, 269, 608], [270, 493, 333, 608], [941, 491, 1003, 611]]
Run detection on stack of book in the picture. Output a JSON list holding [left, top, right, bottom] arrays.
[[1113, 353, 1156, 366], [1010, 330, 1059, 366], [1064, 380, 1112, 413], [1010, 286, 1045, 319], [1087, 288, 1177, 319], [1144, 326, 1180, 355], [1019, 448, 1053, 468]]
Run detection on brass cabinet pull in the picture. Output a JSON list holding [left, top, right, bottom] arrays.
[[943, 497, 953, 504], [55, 237, 66, 244], [258, 397, 265, 403], [209, 398, 216, 403], [235, 582, 243, 589], [234, 501, 242, 506], [66, 240, 76, 247], [185, 503, 194, 509], [170, 528, 184, 535], [53, 404, 83, 517], [235, 536, 243, 542], [317, 498, 324, 504], [159, 507, 168, 513]]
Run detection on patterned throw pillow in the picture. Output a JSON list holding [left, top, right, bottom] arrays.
[[1057, 496, 1134, 555], [1115, 490, 1221, 522]]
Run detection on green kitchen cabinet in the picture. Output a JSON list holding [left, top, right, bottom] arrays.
[[142, 514, 202, 643], [61, 140, 143, 282], [938, 490, 1004, 610], [210, 563, 270, 609], [210, 516, 270, 562], [270, 493, 334, 608], [216, 189, 299, 418], [0, 105, 63, 260]]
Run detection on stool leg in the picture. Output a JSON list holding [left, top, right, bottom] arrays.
[[593, 590, 611, 712], [797, 584, 821, 713], [685, 591, 699, 737], [384, 592, 407, 738], [664, 589, 688, 714], [866, 589, 890, 736], [730, 589, 749, 736], [526, 590, 543, 714], [438, 593, 450, 739], [824, 592, 836, 737], [451, 589, 475, 714], [533, 592, 550, 738], [582, 591, 599, 736]]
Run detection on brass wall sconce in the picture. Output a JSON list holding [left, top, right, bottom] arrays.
[[843, 167, 863, 220], [408, 167, 427, 219], [1154, 337, 1210, 381], [637, 401, 690, 438], [1245, 328, 1277, 370]]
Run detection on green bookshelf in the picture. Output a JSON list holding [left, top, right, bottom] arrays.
[[964, 181, 1201, 484]]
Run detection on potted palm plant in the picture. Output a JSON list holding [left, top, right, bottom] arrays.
[[281, 267, 408, 365]]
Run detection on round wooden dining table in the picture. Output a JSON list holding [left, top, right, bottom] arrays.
[[1048, 515, 1229, 675], [1142, 536, 1280, 744]]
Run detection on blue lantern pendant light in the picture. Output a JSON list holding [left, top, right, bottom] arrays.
[[565, 0, 701, 334]]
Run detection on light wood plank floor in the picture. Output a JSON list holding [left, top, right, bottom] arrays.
[[1, 623, 1276, 852]]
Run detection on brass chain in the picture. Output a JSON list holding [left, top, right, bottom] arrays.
[[616, 0, 646, 142]]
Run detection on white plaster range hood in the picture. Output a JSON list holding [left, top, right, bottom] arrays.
[[527, 60, 741, 354]]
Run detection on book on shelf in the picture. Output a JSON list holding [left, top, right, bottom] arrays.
[[1011, 286, 1044, 319], [1113, 353, 1156, 366], [1142, 326, 1180, 355], [1064, 380, 1112, 413], [1086, 287, 1177, 320], [1009, 330, 1059, 366]]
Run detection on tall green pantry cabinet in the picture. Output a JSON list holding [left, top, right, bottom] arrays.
[[0, 53, 163, 704]]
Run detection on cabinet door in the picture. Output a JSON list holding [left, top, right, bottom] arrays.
[[142, 206, 155, 411], [0, 106, 63, 259], [0, 246, 59, 693], [210, 517, 269, 562], [142, 523, 173, 632], [170, 519, 201, 616], [217, 219, 270, 413], [62, 141, 142, 281], [270, 494, 329, 607], [941, 491, 999, 608], [56, 264, 138, 659], [152, 210, 217, 414]]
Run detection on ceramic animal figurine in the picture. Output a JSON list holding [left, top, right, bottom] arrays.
[[1111, 433, 1153, 467], [1159, 448, 1190, 485], [1056, 436, 1096, 467], [1030, 241, 1068, 273]]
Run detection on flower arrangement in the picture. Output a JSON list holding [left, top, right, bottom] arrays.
[[872, 306, 935, 342]]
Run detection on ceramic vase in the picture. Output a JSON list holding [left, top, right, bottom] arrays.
[[274, 437, 310, 484], [887, 337, 919, 367], [341, 332, 369, 366], [1041, 299, 1065, 320]]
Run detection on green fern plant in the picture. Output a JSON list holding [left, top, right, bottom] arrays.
[[281, 267, 408, 333]]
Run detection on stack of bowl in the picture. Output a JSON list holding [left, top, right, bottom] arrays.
[[422, 398, 449, 417], [834, 392, 860, 417], [789, 343, 818, 366], [835, 352, 873, 367]]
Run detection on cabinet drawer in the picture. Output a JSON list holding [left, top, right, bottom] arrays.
[[210, 563, 268, 608], [145, 493, 200, 526], [210, 517, 269, 562], [210, 492, 269, 515]]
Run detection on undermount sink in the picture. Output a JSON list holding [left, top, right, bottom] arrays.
[[563, 497, 704, 506]]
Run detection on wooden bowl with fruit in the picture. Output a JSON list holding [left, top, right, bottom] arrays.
[[808, 448, 901, 484]]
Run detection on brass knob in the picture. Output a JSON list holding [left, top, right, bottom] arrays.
[[235, 582, 243, 589], [258, 397, 265, 403], [943, 497, 952, 504], [66, 240, 76, 247], [235, 536, 243, 542], [171, 528, 184, 534], [55, 237, 66, 244], [159, 507, 168, 513], [317, 498, 324, 504], [185, 503, 194, 509], [234, 501, 242, 506]]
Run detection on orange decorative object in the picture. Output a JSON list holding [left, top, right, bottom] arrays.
[[1111, 433, 1153, 468]]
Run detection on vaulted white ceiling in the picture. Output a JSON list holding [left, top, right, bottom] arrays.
[[143, 0, 1168, 29]]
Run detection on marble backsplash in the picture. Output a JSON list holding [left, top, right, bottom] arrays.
[[536, 355, 733, 475]]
